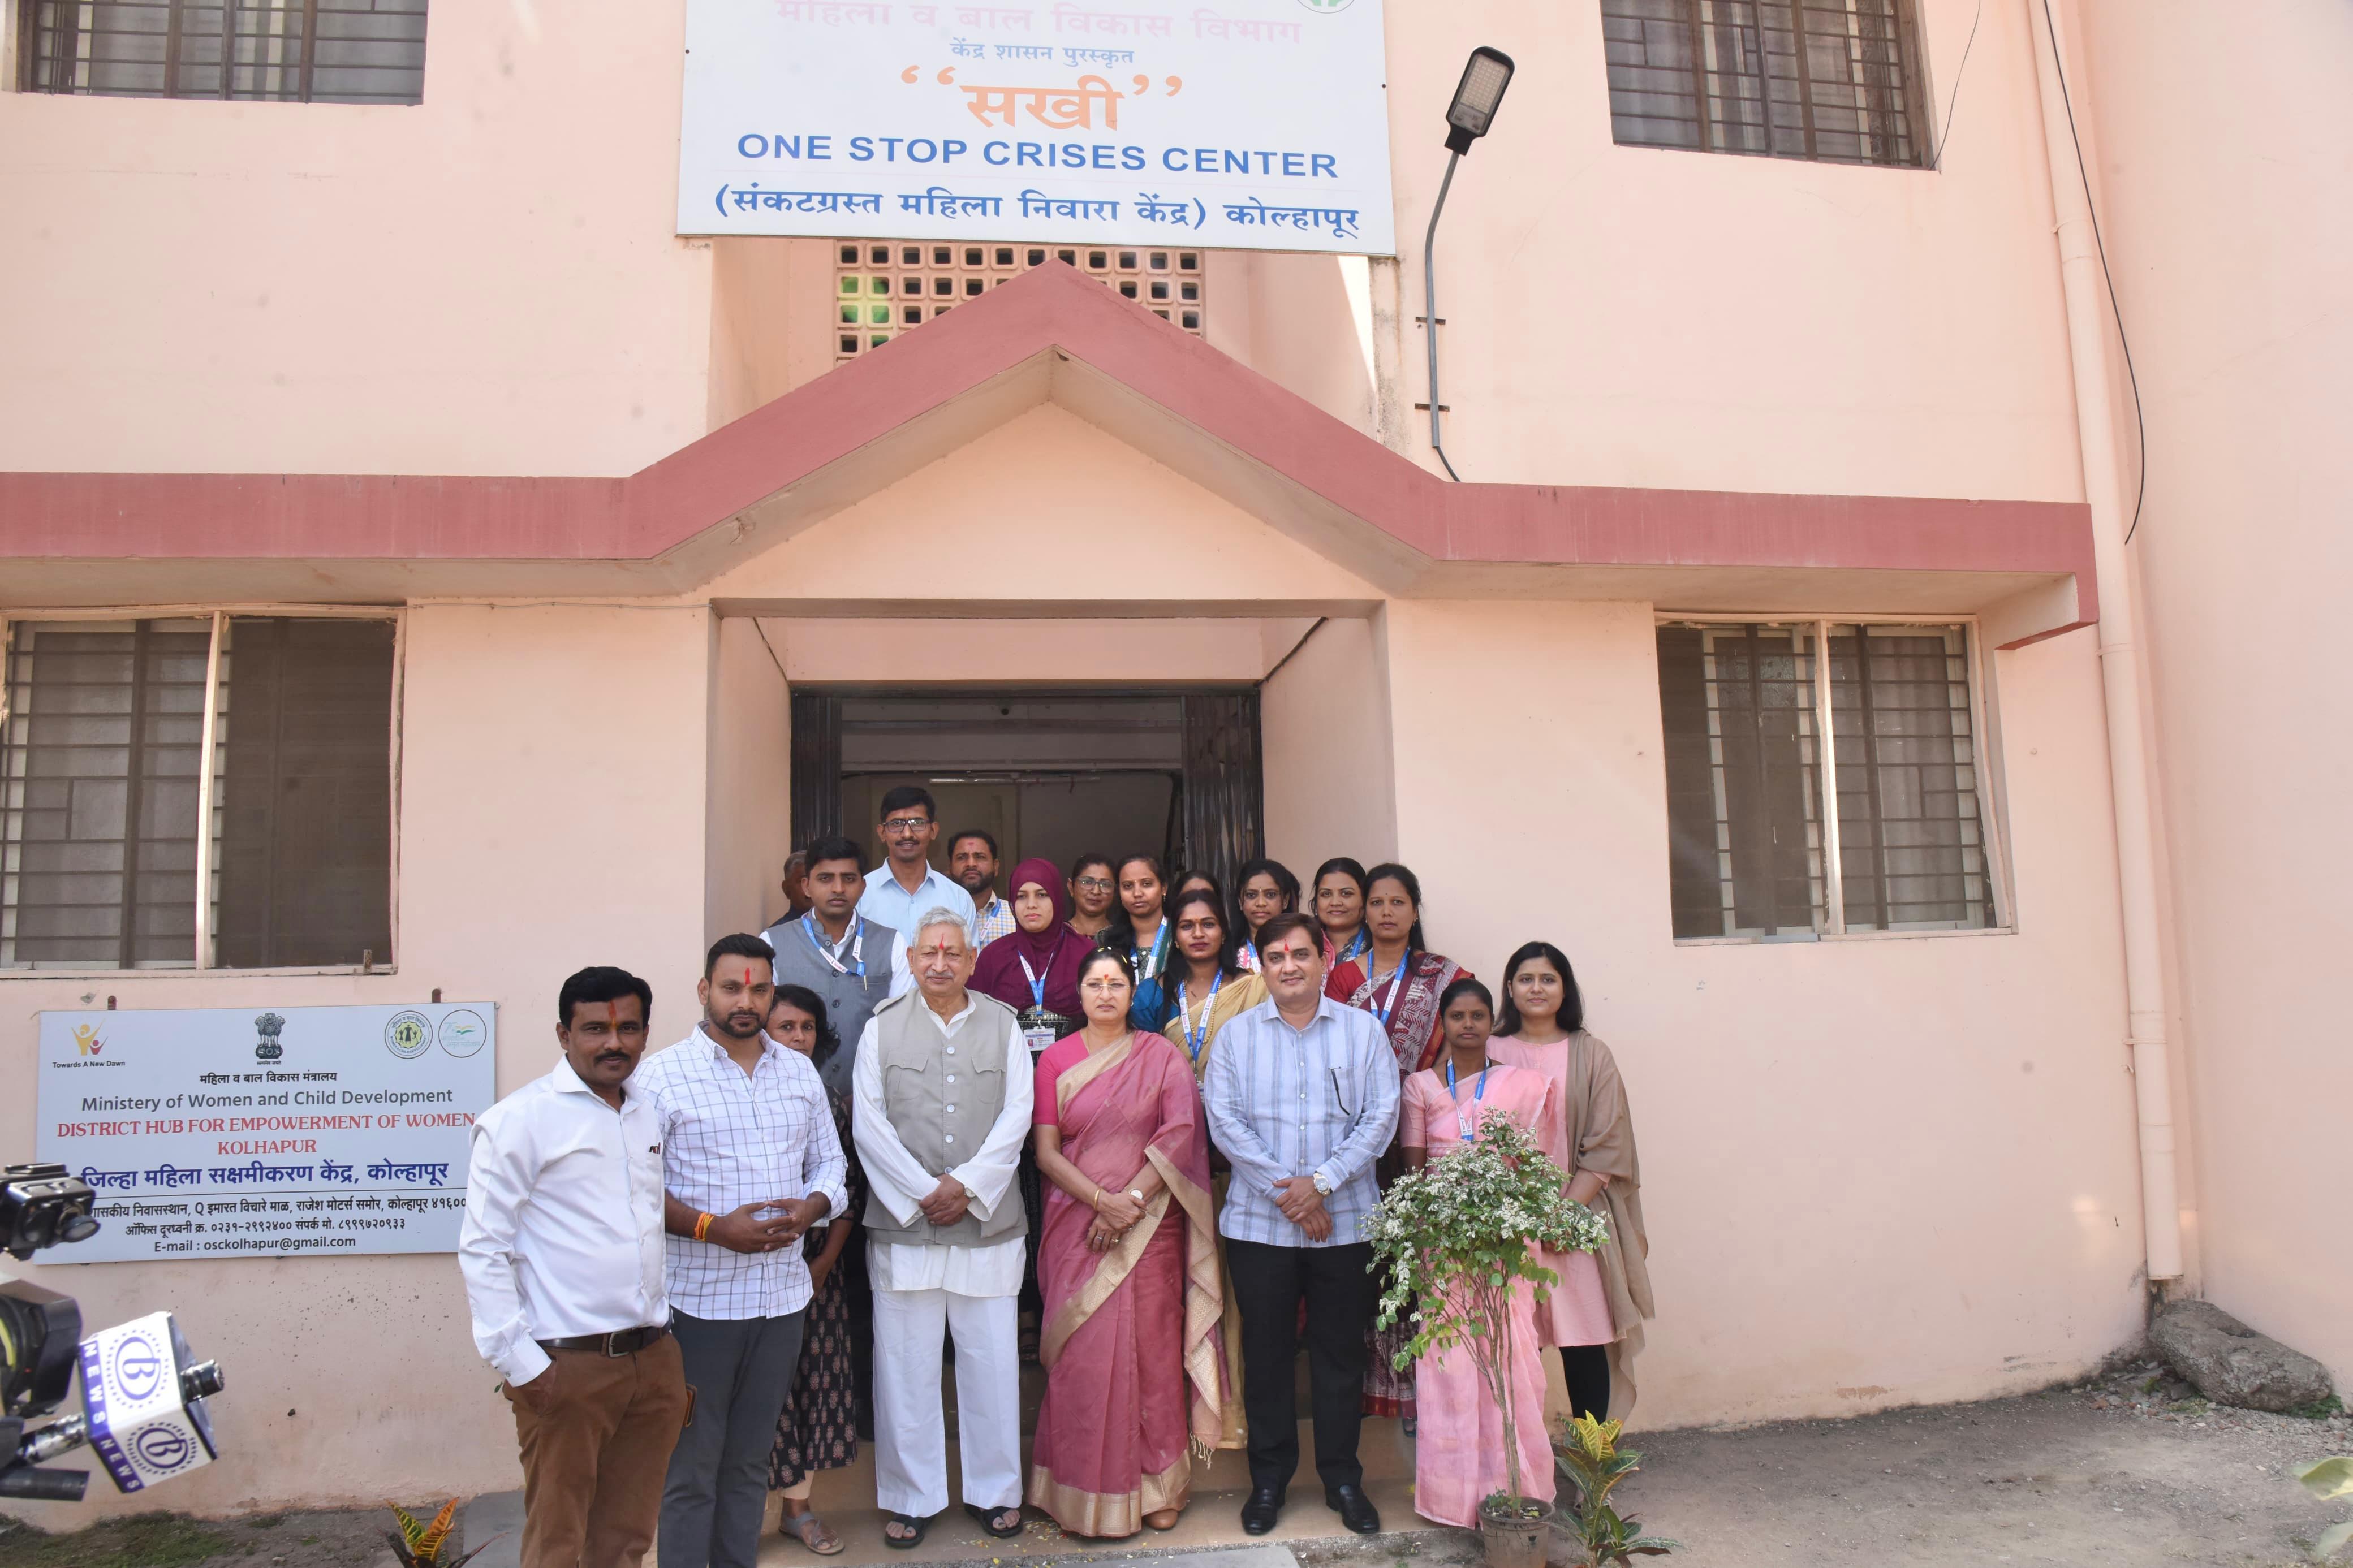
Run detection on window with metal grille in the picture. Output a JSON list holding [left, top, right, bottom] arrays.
[[19, 1, 428, 104], [1657, 620, 1997, 941], [1, 615, 397, 970], [833, 241, 1205, 361], [1599, 0, 1925, 167]]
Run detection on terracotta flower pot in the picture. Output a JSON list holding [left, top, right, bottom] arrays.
[[1477, 1496, 1554, 1568]]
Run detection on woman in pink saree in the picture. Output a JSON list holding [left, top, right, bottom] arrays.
[[1400, 977, 1560, 1530], [1028, 947, 1226, 1538]]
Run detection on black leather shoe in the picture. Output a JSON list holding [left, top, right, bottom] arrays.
[[1325, 1483, 1381, 1535], [1240, 1485, 1286, 1535]]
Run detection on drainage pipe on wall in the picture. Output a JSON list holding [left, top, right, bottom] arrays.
[[2026, 0, 2183, 1284]]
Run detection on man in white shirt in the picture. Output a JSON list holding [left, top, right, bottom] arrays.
[[857, 786, 977, 941], [852, 907, 1031, 1547], [634, 934, 848, 1568], [459, 966, 688, 1568]]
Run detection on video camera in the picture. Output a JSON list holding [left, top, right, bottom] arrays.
[[3, 1162, 226, 1502]]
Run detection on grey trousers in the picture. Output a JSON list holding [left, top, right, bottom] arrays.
[[660, 1308, 808, 1568]]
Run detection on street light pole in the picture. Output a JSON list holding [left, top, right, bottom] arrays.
[[1422, 46, 1515, 483], [1424, 149, 1464, 481]]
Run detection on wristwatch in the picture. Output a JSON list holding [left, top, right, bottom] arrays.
[[1127, 1188, 1146, 1206], [1311, 1170, 1334, 1196], [960, 1181, 979, 1202]]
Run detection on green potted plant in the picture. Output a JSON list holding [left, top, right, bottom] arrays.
[[1554, 1414, 1678, 1565], [1365, 1112, 1609, 1568]]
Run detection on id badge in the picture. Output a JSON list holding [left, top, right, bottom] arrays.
[[1024, 1027, 1056, 1056]]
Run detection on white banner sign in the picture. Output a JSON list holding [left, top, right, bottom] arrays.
[[676, 0, 1397, 254], [36, 1003, 496, 1263]]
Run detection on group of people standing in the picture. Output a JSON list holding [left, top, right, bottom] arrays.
[[456, 784, 1654, 1568]]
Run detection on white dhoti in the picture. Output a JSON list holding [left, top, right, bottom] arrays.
[[871, 1259, 1024, 1517], [850, 993, 1037, 1523]]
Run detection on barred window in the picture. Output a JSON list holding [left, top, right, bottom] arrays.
[[834, 241, 1205, 361], [19, 1, 429, 104], [1657, 620, 1997, 941], [1, 615, 397, 971], [1600, 0, 1925, 168]]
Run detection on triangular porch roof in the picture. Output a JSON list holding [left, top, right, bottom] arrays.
[[0, 262, 2093, 646]]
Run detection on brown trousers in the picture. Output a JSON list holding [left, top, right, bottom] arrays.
[[505, 1336, 692, 1568]]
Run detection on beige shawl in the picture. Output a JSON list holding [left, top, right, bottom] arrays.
[[1565, 1031, 1655, 1417]]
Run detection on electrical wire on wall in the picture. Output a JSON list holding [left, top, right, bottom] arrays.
[[2038, 0, 2149, 545], [1930, 0, 1981, 169]]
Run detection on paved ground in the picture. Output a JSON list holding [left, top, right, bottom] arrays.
[[5, 1362, 2346, 1568], [1626, 1362, 2349, 1568]]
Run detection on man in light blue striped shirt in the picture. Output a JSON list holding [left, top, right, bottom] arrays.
[[1203, 912, 1399, 1539]]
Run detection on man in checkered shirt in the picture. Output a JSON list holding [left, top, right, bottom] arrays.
[[634, 932, 848, 1568]]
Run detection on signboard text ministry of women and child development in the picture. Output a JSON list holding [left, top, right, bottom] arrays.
[[678, 0, 1397, 254], [37, 1004, 495, 1264]]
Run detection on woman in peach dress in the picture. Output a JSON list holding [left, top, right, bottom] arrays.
[[1488, 941, 1654, 1422], [1399, 978, 1558, 1528]]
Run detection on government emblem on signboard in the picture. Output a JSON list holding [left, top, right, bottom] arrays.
[[252, 1012, 285, 1062], [385, 1010, 433, 1060], [1298, 0, 1356, 10]]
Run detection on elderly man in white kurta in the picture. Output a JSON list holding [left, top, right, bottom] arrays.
[[851, 905, 1033, 1547]]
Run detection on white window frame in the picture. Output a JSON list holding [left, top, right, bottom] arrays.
[[1656, 609, 2012, 944], [0, 603, 405, 978]]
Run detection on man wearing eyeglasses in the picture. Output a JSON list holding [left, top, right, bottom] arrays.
[[858, 785, 977, 945]]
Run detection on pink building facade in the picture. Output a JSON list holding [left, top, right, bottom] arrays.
[[1, 0, 2343, 1519]]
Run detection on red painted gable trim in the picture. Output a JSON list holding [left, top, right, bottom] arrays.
[[0, 262, 2095, 619]]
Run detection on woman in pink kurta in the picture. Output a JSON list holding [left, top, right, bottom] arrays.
[[1489, 941, 1654, 1424], [1028, 947, 1225, 1538], [1399, 977, 1558, 1529]]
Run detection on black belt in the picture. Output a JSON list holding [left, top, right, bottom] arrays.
[[537, 1323, 669, 1357]]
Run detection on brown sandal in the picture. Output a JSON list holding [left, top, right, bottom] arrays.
[[1145, 1507, 1182, 1532]]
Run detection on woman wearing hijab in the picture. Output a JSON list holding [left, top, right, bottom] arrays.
[[973, 857, 1094, 1359], [1489, 941, 1654, 1423], [973, 858, 1090, 1051]]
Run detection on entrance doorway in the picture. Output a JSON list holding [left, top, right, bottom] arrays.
[[792, 689, 1264, 891]]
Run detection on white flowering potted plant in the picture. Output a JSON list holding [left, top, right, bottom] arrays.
[[1365, 1112, 1611, 1568]]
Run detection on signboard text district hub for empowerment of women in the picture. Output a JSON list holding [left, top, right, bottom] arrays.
[[678, 0, 1397, 254], [37, 1004, 496, 1263]]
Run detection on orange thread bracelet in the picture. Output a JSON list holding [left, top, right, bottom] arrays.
[[693, 1212, 714, 1243]]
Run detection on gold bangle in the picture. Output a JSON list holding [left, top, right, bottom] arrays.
[[1090, 1186, 1104, 1211]]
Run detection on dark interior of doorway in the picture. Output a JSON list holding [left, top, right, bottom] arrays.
[[793, 689, 1264, 895]]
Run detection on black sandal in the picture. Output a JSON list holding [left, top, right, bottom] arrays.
[[964, 1502, 1025, 1539], [883, 1513, 929, 1550]]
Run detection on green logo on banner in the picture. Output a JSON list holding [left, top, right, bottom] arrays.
[[1298, 0, 1356, 11]]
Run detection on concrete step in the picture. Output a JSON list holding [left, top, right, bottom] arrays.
[[760, 1478, 1432, 1566], [465, 1422, 1432, 1568]]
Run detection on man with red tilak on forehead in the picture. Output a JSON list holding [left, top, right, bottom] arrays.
[[632, 934, 848, 1568], [460, 966, 687, 1568]]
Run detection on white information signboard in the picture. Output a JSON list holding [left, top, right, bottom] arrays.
[[36, 1003, 496, 1263], [676, 0, 1397, 254]]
